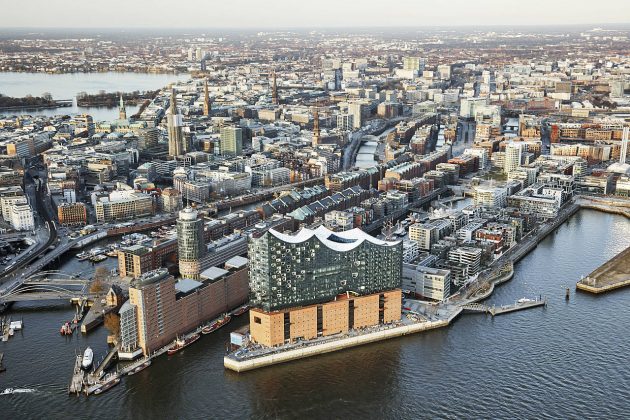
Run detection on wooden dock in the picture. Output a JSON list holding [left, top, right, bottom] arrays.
[[576, 245, 630, 294], [68, 355, 86, 395]]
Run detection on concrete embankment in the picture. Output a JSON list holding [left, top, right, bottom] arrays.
[[224, 315, 458, 372], [579, 204, 630, 219], [576, 245, 630, 294], [577, 196, 630, 219]]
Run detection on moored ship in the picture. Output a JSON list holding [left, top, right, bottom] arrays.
[[81, 347, 93, 370], [167, 333, 200, 355], [201, 314, 232, 335]]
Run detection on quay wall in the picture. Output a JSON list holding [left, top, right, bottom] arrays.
[[224, 317, 453, 373], [576, 279, 630, 294], [579, 204, 630, 219]]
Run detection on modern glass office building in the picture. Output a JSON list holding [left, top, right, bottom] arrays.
[[177, 207, 206, 279], [248, 226, 403, 312]]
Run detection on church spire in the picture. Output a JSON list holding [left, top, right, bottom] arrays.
[[203, 79, 211, 116], [118, 94, 127, 120], [272, 70, 278, 105], [312, 108, 320, 146], [170, 89, 177, 114]]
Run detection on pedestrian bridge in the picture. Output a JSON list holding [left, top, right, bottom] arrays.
[[0, 271, 94, 304]]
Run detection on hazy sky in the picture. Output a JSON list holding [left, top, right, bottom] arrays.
[[2, 0, 629, 28]]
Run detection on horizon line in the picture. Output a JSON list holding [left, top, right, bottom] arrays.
[[1, 22, 630, 31]]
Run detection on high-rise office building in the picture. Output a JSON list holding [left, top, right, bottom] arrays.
[[167, 89, 185, 158], [348, 101, 365, 129], [177, 207, 206, 279], [504, 142, 524, 174], [220, 126, 243, 156], [138, 127, 159, 150], [337, 113, 354, 131], [403, 56, 426, 74], [248, 226, 403, 346]]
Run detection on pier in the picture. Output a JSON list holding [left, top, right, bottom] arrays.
[[576, 245, 630, 294], [80, 298, 116, 334], [92, 345, 119, 378], [68, 355, 86, 395], [462, 298, 547, 316]]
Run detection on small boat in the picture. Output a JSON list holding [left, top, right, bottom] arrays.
[[105, 249, 119, 257], [60, 322, 73, 335], [201, 314, 232, 335], [9, 320, 22, 330], [0, 388, 36, 395], [90, 255, 107, 263], [233, 305, 249, 316], [93, 377, 120, 395], [127, 360, 151, 376], [167, 333, 200, 355], [81, 347, 94, 370], [517, 298, 534, 304], [76, 251, 90, 261]]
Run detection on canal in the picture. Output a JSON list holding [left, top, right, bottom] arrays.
[[1, 209, 629, 418]]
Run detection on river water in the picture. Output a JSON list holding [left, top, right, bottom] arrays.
[[356, 140, 379, 169], [1, 209, 629, 418], [0, 72, 186, 121]]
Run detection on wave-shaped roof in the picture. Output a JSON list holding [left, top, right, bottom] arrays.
[[267, 225, 400, 252]]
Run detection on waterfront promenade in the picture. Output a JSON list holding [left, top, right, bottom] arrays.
[[224, 201, 584, 372], [225, 309, 460, 373]]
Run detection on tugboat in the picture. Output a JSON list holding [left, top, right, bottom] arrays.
[[167, 333, 200, 355], [127, 360, 151, 376], [201, 314, 232, 335], [81, 347, 94, 370]]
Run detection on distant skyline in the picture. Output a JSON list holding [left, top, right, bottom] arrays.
[[2, 0, 630, 29]]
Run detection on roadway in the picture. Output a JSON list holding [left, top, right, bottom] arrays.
[[0, 170, 58, 285]]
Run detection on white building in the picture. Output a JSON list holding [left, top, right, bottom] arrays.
[[504, 142, 524, 174], [402, 264, 451, 301], [8, 201, 35, 231], [336, 113, 354, 131], [324, 210, 354, 231], [348, 101, 366, 129], [417, 266, 451, 301], [474, 185, 507, 208], [448, 247, 482, 278], [463, 148, 489, 169], [402, 241, 420, 263]]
